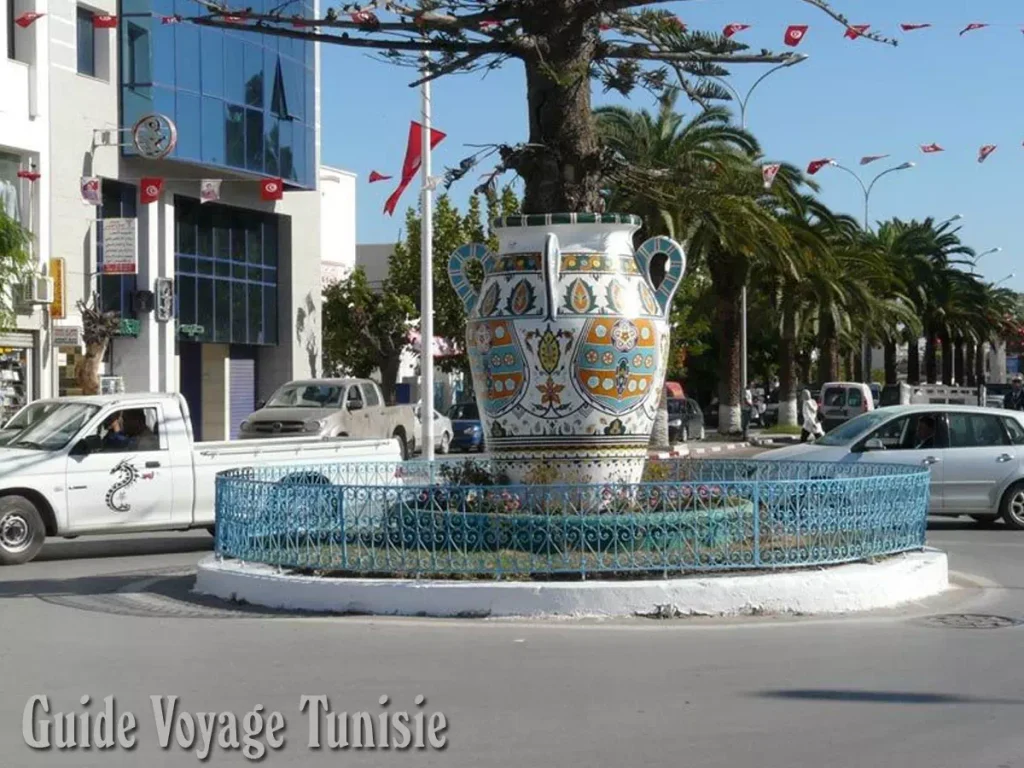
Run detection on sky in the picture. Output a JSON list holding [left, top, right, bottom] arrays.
[[319, 0, 1024, 292]]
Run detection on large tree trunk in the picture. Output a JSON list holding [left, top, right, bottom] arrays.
[[976, 342, 986, 385], [925, 331, 938, 384], [817, 318, 840, 383], [778, 305, 799, 427], [964, 339, 976, 386], [939, 331, 953, 385], [520, 38, 602, 214], [953, 338, 966, 386], [907, 338, 921, 384], [713, 288, 742, 434], [379, 354, 402, 405], [884, 340, 898, 385], [650, 388, 670, 449], [74, 340, 108, 396], [852, 349, 863, 383]]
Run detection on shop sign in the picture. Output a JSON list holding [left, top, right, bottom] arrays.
[[101, 218, 137, 275], [49, 258, 65, 319], [155, 277, 174, 322], [117, 318, 141, 337], [53, 326, 82, 347], [178, 323, 205, 337]]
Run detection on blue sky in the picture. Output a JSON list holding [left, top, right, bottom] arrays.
[[319, 0, 1024, 291]]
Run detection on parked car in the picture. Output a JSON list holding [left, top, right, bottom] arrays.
[[668, 398, 705, 443], [818, 381, 874, 431], [0, 393, 401, 565], [239, 378, 418, 458], [412, 404, 453, 454], [448, 401, 484, 452], [762, 405, 1024, 528]]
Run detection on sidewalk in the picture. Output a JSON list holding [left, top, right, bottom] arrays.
[[648, 440, 750, 459]]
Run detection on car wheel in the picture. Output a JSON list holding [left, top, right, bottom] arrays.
[[439, 431, 451, 454], [0, 496, 46, 566], [969, 514, 999, 526], [999, 482, 1024, 529]]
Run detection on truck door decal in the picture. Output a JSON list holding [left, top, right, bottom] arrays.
[[106, 458, 140, 513]]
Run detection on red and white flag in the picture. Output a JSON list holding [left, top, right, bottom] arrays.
[[160, 15, 181, 24], [959, 23, 988, 36], [222, 15, 246, 23], [844, 24, 870, 40], [978, 145, 997, 163], [15, 12, 44, 27], [478, 19, 500, 30], [368, 171, 392, 183], [806, 158, 833, 176], [723, 23, 751, 38], [81, 177, 101, 205], [784, 24, 808, 47], [140, 177, 164, 204], [920, 143, 945, 154], [350, 10, 378, 24], [92, 14, 117, 28], [762, 163, 781, 190], [900, 23, 932, 32], [199, 179, 221, 203], [384, 121, 447, 216], [261, 178, 284, 201], [860, 154, 889, 165], [16, 170, 40, 181]]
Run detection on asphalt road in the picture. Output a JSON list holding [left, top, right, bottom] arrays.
[[3, 480, 1024, 766]]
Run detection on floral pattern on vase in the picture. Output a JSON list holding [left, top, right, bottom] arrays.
[[448, 214, 685, 485]]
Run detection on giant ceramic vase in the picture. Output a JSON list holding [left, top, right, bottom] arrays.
[[448, 213, 685, 486]]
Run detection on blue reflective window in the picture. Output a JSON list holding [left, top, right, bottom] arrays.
[[290, 124, 304, 183], [263, 47, 275, 107], [121, 0, 150, 13], [152, 23, 176, 85], [225, 104, 245, 167], [201, 96, 224, 164], [200, 28, 223, 96], [153, 0, 173, 17], [177, 273, 196, 326], [197, 278, 213, 339], [76, 8, 96, 76], [264, 116, 280, 176], [175, 24, 200, 92], [305, 40, 314, 69], [214, 279, 231, 342], [304, 71, 314, 127], [243, 42, 263, 107], [124, 20, 152, 86], [278, 119, 293, 180], [223, 36, 245, 104], [263, 284, 277, 343], [121, 88, 151, 132], [245, 108, 263, 171], [231, 282, 247, 341], [176, 91, 202, 159]]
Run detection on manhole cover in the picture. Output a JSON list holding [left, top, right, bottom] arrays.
[[922, 614, 1022, 629]]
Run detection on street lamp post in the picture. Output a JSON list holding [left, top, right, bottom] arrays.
[[712, 54, 809, 405], [974, 247, 1002, 266], [995, 273, 1016, 288], [827, 161, 915, 230]]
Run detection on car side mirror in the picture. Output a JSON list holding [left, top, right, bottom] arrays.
[[863, 438, 884, 452], [348, 401, 363, 411]]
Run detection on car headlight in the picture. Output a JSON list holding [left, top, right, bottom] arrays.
[[240, 421, 251, 432], [304, 418, 325, 432], [463, 426, 478, 435]]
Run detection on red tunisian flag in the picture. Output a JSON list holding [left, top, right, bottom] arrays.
[[959, 23, 988, 36], [384, 122, 447, 216], [806, 158, 833, 176], [920, 143, 945, 154], [140, 178, 164, 204], [784, 25, 808, 47], [15, 12, 44, 27], [762, 163, 781, 190], [844, 24, 870, 40], [978, 145, 997, 163], [261, 178, 284, 201], [92, 14, 117, 28], [900, 23, 932, 32], [368, 170, 392, 183], [723, 23, 751, 38], [860, 154, 890, 165]]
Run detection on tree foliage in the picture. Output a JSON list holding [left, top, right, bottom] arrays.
[[0, 209, 35, 329]]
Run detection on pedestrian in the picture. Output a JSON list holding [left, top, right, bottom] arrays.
[[1005, 376, 1024, 411], [801, 389, 823, 443]]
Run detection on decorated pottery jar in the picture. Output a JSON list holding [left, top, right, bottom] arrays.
[[448, 213, 686, 486]]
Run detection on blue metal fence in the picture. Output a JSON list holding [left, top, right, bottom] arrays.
[[213, 459, 930, 579]]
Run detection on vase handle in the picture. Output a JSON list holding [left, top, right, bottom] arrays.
[[448, 243, 494, 315], [634, 236, 686, 318], [544, 233, 560, 321]]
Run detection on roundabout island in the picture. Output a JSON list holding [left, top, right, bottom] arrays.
[[195, 456, 949, 618]]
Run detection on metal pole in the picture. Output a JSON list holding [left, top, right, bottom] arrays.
[[420, 58, 435, 461]]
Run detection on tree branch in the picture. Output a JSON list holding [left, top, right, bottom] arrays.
[[599, 45, 801, 65], [798, 0, 899, 46]]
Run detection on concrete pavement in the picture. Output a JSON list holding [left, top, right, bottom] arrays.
[[3, 520, 1024, 767]]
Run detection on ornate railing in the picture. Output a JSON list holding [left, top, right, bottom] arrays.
[[213, 458, 930, 579]]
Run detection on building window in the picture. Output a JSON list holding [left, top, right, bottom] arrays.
[[7, 0, 17, 61], [77, 7, 97, 76], [174, 196, 278, 346]]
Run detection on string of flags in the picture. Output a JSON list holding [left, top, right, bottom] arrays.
[[79, 176, 286, 206], [727, 21, 1024, 48], [367, 121, 447, 216]]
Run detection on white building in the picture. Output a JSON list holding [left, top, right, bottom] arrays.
[[2, 1, 327, 438], [319, 165, 356, 287]]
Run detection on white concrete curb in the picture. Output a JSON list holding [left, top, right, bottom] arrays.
[[648, 442, 749, 459], [194, 550, 949, 619]]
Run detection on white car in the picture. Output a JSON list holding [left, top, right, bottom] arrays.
[[762, 405, 1024, 529], [412, 404, 453, 454]]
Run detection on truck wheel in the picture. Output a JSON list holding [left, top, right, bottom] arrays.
[[393, 431, 409, 460], [0, 496, 46, 565]]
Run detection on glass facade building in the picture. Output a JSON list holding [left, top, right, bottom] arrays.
[[119, 0, 316, 188]]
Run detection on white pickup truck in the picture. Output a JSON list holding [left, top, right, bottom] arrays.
[[0, 392, 400, 565]]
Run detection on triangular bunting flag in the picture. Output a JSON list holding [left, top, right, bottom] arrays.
[[723, 23, 751, 38], [200, 179, 222, 203], [860, 155, 889, 165], [845, 24, 870, 40], [921, 143, 945, 154], [368, 171, 392, 183], [81, 177, 101, 205], [15, 12, 44, 27], [784, 24, 808, 47], [978, 145, 997, 163], [762, 163, 781, 189], [959, 23, 988, 36], [384, 122, 447, 216], [806, 158, 833, 175]]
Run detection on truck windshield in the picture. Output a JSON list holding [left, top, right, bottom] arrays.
[[4, 403, 101, 450], [2, 401, 61, 431], [266, 384, 343, 408]]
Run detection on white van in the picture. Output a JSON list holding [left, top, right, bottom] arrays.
[[819, 382, 874, 430]]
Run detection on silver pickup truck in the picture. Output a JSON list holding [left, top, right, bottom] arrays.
[[239, 378, 419, 457]]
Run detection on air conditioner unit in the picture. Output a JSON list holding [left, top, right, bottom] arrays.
[[19, 276, 55, 305]]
